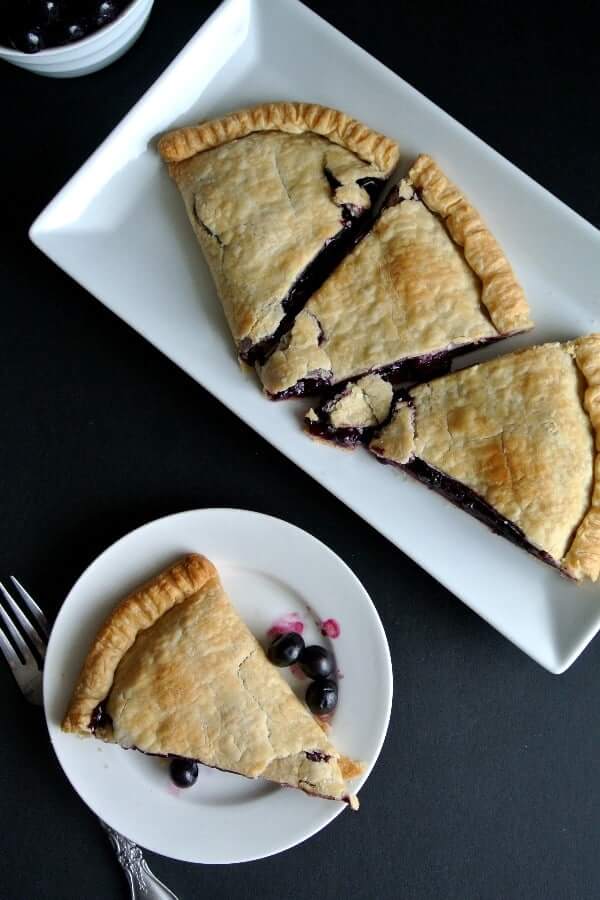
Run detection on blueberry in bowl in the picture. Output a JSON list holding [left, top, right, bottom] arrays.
[[3, 1, 128, 52], [0, 0, 154, 78]]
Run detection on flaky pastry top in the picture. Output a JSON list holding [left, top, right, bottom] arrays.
[[370, 337, 600, 579], [165, 125, 394, 352], [259, 156, 533, 396]]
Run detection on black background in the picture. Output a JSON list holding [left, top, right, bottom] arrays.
[[1, 2, 599, 898]]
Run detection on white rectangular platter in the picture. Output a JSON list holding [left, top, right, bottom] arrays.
[[30, 0, 600, 673]]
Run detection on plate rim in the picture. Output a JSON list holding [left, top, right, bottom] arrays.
[[43, 506, 393, 863]]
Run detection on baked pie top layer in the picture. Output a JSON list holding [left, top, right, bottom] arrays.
[[259, 155, 533, 397], [370, 336, 600, 580], [159, 102, 399, 359], [63, 554, 361, 806]]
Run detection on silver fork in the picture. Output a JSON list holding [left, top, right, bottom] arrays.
[[0, 576, 179, 900]]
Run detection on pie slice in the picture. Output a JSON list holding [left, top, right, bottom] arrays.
[[62, 554, 362, 807], [259, 154, 533, 399], [158, 102, 399, 364], [366, 336, 600, 581]]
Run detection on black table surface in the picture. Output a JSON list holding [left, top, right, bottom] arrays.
[[1, 2, 599, 898]]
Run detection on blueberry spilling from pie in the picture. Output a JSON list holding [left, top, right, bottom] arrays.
[[368, 336, 600, 581], [2, 0, 129, 52], [158, 102, 400, 366], [63, 555, 363, 807], [259, 154, 533, 399]]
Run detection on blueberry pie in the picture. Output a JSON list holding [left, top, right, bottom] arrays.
[[158, 102, 399, 364], [62, 554, 362, 806], [368, 336, 600, 580], [259, 155, 533, 399]]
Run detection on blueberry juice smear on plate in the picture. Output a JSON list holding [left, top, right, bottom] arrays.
[[2, 1, 130, 53]]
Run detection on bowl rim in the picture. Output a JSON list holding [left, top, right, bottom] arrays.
[[0, 0, 150, 59]]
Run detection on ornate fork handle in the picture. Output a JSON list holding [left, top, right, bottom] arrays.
[[101, 822, 179, 900]]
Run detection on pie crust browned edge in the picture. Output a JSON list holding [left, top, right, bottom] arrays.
[[157, 101, 400, 175], [407, 154, 533, 336], [564, 334, 600, 579], [62, 554, 218, 736]]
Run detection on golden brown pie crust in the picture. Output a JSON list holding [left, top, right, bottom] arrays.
[[259, 155, 533, 397], [408, 155, 532, 336], [160, 103, 399, 356], [369, 336, 600, 580], [158, 101, 400, 173], [62, 554, 216, 736]]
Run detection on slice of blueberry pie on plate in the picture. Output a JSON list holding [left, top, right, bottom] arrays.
[[364, 336, 600, 581], [63, 553, 362, 807], [158, 102, 399, 364], [260, 154, 533, 399]]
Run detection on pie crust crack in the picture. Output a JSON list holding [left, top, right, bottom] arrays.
[[159, 103, 399, 363], [259, 155, 533, 399]]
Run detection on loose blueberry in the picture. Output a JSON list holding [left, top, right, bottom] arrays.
[[267, 631, 305, 667], [169, 758, 199, 788], [10, 26, 46, 53], [299, 645, 335, 680], [306, 678, 338, 715]]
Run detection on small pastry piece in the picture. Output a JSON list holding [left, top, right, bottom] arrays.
[[259, 154, 533, 399], [158, 102, 399, 363], [368, 336, 600, 581], [305, 374, 394, 448], [63, 554, 362, 807]]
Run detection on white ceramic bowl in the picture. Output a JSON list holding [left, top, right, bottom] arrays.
[[0, 0, 154, 78]]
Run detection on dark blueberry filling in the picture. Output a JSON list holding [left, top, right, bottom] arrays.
[[268, 375, 332, 401], [373, 452, 568, 576], [307, 420, 370, 448], [240, 177, 385, 366], [268, 336, 505, 402], [89, 702, 112, 733], [305, 750, 332, 763]]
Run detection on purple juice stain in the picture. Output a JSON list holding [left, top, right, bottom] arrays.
[[267, 612, 304, 639], [320, 618, 341, 639]]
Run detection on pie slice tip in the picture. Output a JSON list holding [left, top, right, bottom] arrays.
[[63, 553, 362, 808]]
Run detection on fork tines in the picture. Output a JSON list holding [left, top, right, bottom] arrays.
[[0, 579, 47, 666]]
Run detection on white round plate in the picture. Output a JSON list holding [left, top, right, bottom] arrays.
[[44, 509, 392, 863]]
